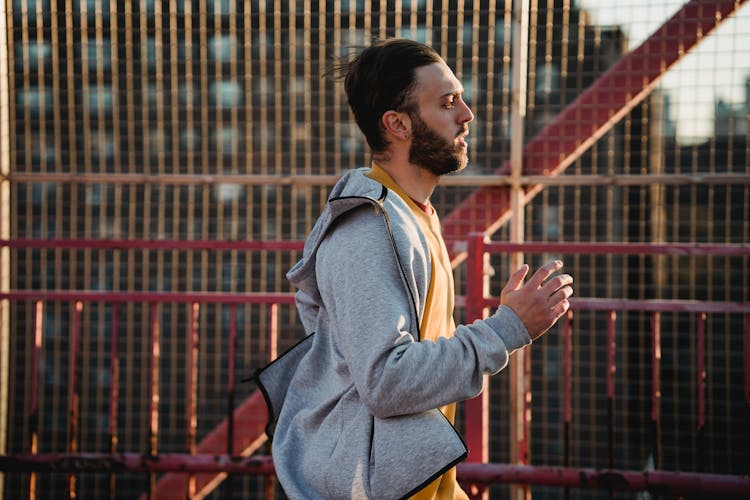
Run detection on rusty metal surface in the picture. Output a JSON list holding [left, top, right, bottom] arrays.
[[3, 454, 749, 496]]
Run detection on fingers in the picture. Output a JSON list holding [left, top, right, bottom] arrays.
[[542, 273, 574, 296], [504, 263, 529, 292], [548, 283, 574, 307], [550, 296, 571, 318], [527, 260, 564, 288]]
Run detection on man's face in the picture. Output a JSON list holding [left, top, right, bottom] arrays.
[[406, 61, 474, 176], [408, 111, 469, 176]]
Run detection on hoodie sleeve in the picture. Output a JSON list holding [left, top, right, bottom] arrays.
[[316, 205, 531, 419]]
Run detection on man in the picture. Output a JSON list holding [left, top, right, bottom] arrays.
[[255, 38, 573, 499]]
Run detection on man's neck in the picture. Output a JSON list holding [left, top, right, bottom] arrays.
[[371, 153, 439, 206]]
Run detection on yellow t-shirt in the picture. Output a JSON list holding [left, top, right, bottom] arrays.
[[367, 163, 469, 500]]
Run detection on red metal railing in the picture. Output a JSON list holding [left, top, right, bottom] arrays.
[[2, 238, 750, 498], [2, 294, 294, 499], [1, 238, 302, 499], [461, 234, 750, 497]]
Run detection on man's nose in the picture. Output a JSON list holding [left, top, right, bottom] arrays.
[[459, 99, 475, 124]]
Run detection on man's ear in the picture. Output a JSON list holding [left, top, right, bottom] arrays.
[[381, 110, 412, 141]]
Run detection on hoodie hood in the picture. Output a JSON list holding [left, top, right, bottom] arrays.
[[286, 166, 430, 340], [286, 168, 391, 302]]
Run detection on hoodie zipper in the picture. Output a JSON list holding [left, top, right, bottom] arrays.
[[330, 186, 423, 341], [331, 187, 470, 497], [373, 188, 471, 498]]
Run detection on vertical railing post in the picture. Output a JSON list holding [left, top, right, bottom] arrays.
[[227, 303, 237, 457], [562, 310, 573, 500], [268, 303, 278, 362], [67, 301, 83, 499], [186, 302, 200, 497], [29, 301, 44, 500], [225, 303, 238, 499], [697, 312, 706, 472], [147, 303, 160, 498], [744, 313, 749, 474], [109, 303, 120, 500], [510, 0, 530, 497], [266, 304, 279, 500], [464, 232, 489, 499], [606, 310, 616, 470], [651, 312, 661, 470], [0, 4, 11, 494], [606, 310, 617, 500]]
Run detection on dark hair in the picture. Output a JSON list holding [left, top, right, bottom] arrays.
[[341, 38, 442, 152]]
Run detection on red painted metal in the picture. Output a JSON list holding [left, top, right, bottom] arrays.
[[606, 311, 616, 400], [469, 295, 750, 316], [562, 311, 572, 436], [0, 238, 304, 252], [562, 309, 573, 499], [4, 454, 750, 496], [571, 298, 750, 314], [651, 312, 662, 470], [464, 233, 489, 466], [147, 303, 160, 496], [441, 0, 747, 252], [458, 237, 749, 496], [228, 303, 238, 456], [29, 301, 43, 498], [483, 241, 750, 257], [746, 314, 750, 407], [30, 302, 42, 453], [186, 303, 200, 497], [6, 291, 736, 316], [697, 313, 706, 432], [269, 303, 278, 361], [146, 392, 269, 499], [67, 301, 83, 497], [455, 463, 750, 497], [108, 303, 120, 499], [4, 237, 749, 498], [149, 300, 281, 499], [607, 310, 616, 470], [0, 290, 296, 305], [746, 314, 750, 474], [0, 453, 276, 475], [522, 347, 531, 465], [0, 235, 292, 499]]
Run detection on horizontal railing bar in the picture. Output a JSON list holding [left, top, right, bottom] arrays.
[[464, 296, 750, 314], [483, 241, 750, 257], [0, 453, 275, 475], [569, 297, 750, 314], [5, 172, 750, 187], [0, 291, 296, 304], [456, 463, 750, 496], [3, 173, 343, 186], [1, 239, 304, 252], [6, 292, 746, 313], [445, 173, 750, 187], [5, 239, 749, 257], [1, 454, 748, 496]]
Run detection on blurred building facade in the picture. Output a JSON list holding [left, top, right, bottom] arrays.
[[3, 0, 749, 498]]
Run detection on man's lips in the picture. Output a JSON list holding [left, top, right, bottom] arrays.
[[456, 129, 469, 147]]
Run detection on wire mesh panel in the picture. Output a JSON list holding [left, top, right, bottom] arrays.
[[4, 0, 750, 498]]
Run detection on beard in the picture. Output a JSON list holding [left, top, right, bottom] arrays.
[[408, 112, 469, 176]]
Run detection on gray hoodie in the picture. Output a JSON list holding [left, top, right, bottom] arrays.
[[255, 168, 531, 499]]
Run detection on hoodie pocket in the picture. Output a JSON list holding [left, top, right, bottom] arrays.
[[368, 409, 468, 500]]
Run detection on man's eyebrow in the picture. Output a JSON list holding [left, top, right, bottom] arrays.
[[441, 88, 464, 98]]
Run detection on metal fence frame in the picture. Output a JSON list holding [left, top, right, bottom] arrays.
[[1, 238, 749, 498]]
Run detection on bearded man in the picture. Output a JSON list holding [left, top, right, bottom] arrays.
[[254, 38, 574, 500]]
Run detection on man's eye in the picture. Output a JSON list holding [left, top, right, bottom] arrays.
[[444, 99, 455, 109]]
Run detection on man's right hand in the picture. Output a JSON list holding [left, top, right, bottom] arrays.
[[500, 260, 574, 341]]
